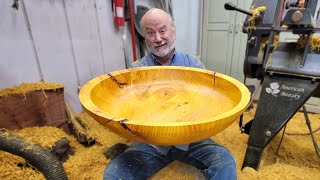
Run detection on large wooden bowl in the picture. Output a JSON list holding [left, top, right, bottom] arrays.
[[79, 66, 250, 145]]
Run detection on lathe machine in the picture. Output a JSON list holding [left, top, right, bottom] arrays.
[[225, 0, 320, 170]]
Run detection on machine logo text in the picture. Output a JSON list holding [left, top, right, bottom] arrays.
[[266, 82, 304, 100]]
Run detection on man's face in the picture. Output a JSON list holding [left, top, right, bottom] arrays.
[[143, 21, 176, 57]]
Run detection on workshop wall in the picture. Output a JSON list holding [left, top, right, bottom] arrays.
[[1, 0, 201, 113], [0, 0, 126, 113], [172, 0, 201, 59]]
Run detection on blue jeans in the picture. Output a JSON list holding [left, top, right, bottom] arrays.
[[104, 139, 237, 180]]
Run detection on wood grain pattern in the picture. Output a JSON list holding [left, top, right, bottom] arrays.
[[0, 88, 69, 133], [79, 66, 250, 145]]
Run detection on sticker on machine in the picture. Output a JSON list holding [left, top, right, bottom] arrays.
[[265, 82, 304, 100]]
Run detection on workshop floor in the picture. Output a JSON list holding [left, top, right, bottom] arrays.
[[152, 105, 320, 180], [1, 104, 319, 179]]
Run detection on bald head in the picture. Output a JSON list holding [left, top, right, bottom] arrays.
[[140, 8, 175, 36], [140, 8, 176, 60]]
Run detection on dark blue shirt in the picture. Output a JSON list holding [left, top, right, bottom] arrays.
[[130, 49, 206, 69]]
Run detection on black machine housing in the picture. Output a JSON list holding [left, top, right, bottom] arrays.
[[225, 0, 320, 170]]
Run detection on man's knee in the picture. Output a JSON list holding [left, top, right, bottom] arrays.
[[206, 150, 237, 180], [103, 152, 140, 180], [104, 162, 123, 180]]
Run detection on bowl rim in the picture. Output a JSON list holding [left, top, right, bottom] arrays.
[[79, 66, 251, 127]]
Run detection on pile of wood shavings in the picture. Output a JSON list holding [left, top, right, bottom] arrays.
[[0, 82, 63, 97], [260, 35, 280, 50], [11, 126, 70, 149], [0, 105, 319, 179], [246, 6, 267, 34], [297, 35, 320, 52], [260, 35, 319, 53], [0, 151, 44, 179], [75, 112, 130, 146]]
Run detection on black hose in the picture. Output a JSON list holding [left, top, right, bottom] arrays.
[[0, 130, 68, 180]]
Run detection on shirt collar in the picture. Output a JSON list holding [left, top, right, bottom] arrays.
[[150, 49, 176, 66]]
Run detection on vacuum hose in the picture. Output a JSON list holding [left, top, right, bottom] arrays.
[[0, 130, 68, 180]]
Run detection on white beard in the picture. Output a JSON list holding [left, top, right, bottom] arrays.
[[147, 41, 176, 58]]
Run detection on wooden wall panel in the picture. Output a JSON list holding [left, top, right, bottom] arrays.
[[172, 0, 201, 58], [96, 0, 126, 73], [0, 1, 41, 88], [23, 0, 81, 112], [64, 0, 105, 86], [0, 0, 131, 113]]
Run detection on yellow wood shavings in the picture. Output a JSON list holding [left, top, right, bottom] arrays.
[[297, 35, 320, 52], [0, 126, 70, 180], [11, 126, 71, 149], [272, 35, 280, 49], [151, 161, 203, 180], [1, 107, 319, 179], [0, 151, 44, 180], [311, 36, 320, 51], [63, 146, 109, 180], [75, 112, 129, 146], [246, 6, 267, 34], [260, 35, 280, 50], [0, 82, 63, 97]]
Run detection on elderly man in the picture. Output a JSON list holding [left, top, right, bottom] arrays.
[[104, 8, 237, 180]]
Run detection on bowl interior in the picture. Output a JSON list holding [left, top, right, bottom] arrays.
[[89, 67, 242, 124]]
